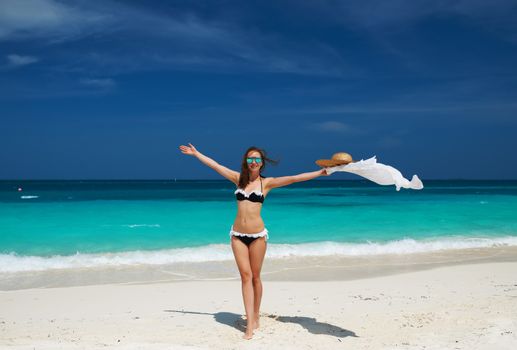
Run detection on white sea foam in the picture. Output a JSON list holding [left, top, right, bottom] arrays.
[[123, 224, 161, 228], [20, 195, 39, 199], [1, 236, 517, 273]]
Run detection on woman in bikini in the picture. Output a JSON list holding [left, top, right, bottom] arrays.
[[179, 143, 329, 339]]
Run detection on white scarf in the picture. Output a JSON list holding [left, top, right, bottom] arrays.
[[325, 156, 424, 191]]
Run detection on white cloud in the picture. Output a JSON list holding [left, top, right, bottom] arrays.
[[85, 9, 351, 76], [311, 121, 351, 132], [378, 136, 403, 149], [0, 1, 356, 76], [6, 54, 39, 67], [79, 78, 116, 88], [0, 0, 110, 41]]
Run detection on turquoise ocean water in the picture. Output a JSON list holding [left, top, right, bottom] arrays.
[[1, 180, 517, 273]]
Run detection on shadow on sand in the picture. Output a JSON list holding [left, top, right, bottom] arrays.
[[267, 314, 358, 338], [164, 310, 358, 338]]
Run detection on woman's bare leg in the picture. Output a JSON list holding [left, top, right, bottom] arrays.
[[231, 237, 255, 339], [249, 237, 267, 329]]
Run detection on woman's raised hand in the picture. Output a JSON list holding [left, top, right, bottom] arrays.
[[179, 143, 198, 156]]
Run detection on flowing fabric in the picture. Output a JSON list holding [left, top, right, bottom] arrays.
[[325, 156, 424, 191]]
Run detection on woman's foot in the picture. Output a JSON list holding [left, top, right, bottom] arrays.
[[243, 320, 254, 339], [253, 316, 260, 330], [243, 330, 253, 340]]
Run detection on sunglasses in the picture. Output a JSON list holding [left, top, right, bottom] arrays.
[[246, 157, 263, 164]]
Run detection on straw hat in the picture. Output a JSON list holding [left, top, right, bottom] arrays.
[[316, 152, 353, 167]]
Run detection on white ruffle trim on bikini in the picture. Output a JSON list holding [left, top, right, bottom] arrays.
[[229, 226, 269, 241], [234, 189, 264, 197]]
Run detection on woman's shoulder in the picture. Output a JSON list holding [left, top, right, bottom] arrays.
[[261, 176, 276, 188]]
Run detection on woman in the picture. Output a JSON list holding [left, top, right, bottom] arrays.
[[179, 143, 329, 339]]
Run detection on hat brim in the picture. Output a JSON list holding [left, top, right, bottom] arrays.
[[316, 159, 353, 167]]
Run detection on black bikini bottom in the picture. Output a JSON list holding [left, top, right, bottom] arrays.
[[238, 235, 263, 246]]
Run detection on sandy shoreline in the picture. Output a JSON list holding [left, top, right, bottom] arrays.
[[2, 247, 517, 349]]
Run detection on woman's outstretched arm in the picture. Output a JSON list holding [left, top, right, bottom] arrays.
[[179, 143, 240, 185], [266, 168, 329, 190]]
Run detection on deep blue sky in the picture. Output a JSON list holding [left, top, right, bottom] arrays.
[[1, 0, 516, 180]]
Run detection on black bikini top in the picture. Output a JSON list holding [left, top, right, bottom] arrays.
[[235, 177, 265, 203]]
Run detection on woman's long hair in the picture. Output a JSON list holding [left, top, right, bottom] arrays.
[[238, 146, 278, 189]]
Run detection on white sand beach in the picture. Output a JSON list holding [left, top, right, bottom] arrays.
[[2, 248, 517, 350]]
